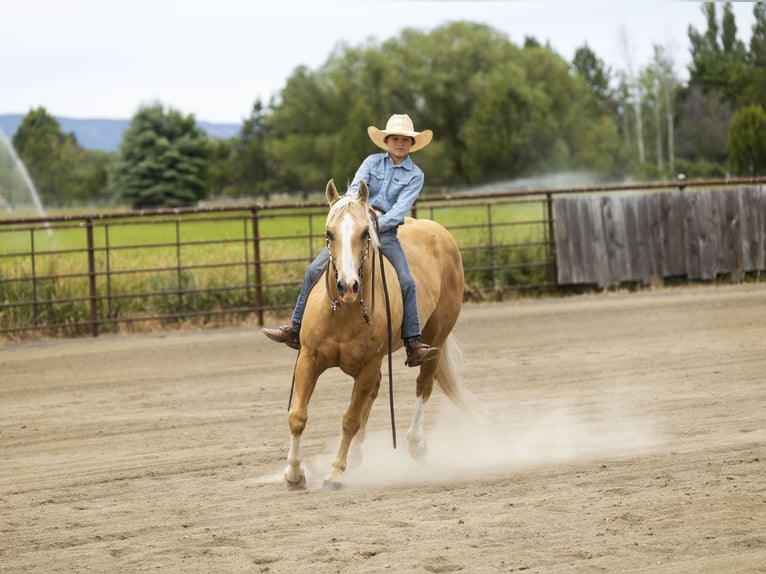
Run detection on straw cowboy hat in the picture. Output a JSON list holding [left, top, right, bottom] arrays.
[[367, 114, 433, 153]]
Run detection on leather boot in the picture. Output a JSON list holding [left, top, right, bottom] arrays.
[[404, 337, 439, 367], [262, 324, 301, 350]]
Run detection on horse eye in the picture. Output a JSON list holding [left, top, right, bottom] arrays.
[[325, 230, 334, 241], [361, 228, 369, 240]]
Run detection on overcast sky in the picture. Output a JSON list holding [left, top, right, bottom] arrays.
[[1, 1, 757, 124]]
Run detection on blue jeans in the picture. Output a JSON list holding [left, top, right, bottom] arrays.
[[291, 228, 422, 339]]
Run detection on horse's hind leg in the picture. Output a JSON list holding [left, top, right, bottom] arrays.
[[324, 364, 380, 488], [407, 359, 438, 459]]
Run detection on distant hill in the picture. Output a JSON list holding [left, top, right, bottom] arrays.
[[0, 114, 241, 152]]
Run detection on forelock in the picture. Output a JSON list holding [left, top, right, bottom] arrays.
[[327, 195, 355, 220]]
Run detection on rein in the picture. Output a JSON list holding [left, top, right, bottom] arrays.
[[377, 222, 396, 449]]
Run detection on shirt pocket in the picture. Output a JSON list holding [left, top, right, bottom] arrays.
[[368, 166, 386, 186], [392, 173, 415, 189]]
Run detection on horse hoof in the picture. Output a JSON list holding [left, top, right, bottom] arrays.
[[284, 474, 307, 491], [408, 441, 428, 460], [322, 480, 343, 490]]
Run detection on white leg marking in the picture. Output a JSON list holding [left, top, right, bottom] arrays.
[[406, 396, 425, 448], [284, 434, 304, 483]]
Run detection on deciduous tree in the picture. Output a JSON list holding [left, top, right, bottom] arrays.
[[11, 107, 72, 205], [726, 104, 766, 175]]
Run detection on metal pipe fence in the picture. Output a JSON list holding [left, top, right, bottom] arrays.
[[2, 177, 764, 339]]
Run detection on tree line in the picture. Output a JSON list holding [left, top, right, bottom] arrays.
[[6, 2, 766, 210]]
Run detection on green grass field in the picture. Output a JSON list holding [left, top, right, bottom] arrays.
[[0, 199, 552, 337]]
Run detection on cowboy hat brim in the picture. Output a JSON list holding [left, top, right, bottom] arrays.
[[367, 126, 433, 153]]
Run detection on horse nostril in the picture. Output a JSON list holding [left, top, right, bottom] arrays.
[[351, 281, 359, 294], [336, 281, 345, 297]]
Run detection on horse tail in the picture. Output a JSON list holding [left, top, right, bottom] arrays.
[[435, 333, 484, 420]]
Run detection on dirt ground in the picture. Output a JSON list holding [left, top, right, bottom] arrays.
[[1, 284, 765, 573]]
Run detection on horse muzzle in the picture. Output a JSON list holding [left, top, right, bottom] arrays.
[[337, 278, 360, 304]]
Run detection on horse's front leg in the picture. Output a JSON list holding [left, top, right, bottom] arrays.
[[285, 354, 320, 490], [324, 364, 381, 489], [347, 368, 381, 469]]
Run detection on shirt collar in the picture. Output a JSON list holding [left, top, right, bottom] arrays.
[[384, 153, 414, 170]]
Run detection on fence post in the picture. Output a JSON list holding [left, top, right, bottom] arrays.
[[86, 218, 99, 337], [175, 219, 183, 316], [30, 228, 39, 327], [104, 224, 113, 320], [545, 192, 557, 286], [251, 208, 264, 326], [486, 204, 495, 288]]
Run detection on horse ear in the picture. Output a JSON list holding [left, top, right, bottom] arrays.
[[358, 180, 369, 205], [326, 179, 339, 205]]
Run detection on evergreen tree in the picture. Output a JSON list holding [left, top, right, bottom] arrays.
[[688, 2, 748, 104], [109, 103, 210, 208]]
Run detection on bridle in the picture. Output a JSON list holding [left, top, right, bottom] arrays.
[[324, 218, 376, 322]]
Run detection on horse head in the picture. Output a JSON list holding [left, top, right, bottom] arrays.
[[324, 178, 378, 305]]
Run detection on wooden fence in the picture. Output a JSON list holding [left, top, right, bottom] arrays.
[[554, 186, 766, 287]]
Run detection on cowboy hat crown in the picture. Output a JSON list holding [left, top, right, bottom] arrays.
[[367, 114, 433, 152]]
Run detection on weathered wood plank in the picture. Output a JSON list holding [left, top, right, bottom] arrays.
[[554, 197, 576, 284], [660, 192, 686, 277], [553, 186, 766, 287], [723, 189, 743, 281], [741, 187, 758, 270], [638, 194, 660, 285]]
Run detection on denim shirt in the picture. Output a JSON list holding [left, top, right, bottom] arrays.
[[346, 152, 425, 233]]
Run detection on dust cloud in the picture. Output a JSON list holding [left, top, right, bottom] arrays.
[[258, 390, 663, 489]]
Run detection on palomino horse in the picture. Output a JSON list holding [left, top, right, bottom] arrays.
[[284, 179, 473, 489]]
